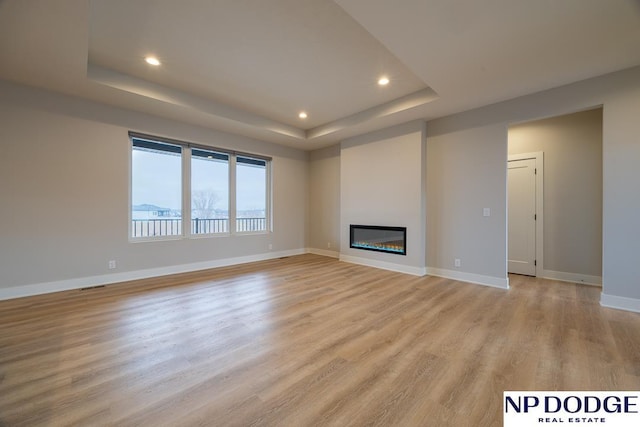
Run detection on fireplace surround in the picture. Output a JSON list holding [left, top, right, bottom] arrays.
[[349, 225, 407, 255]]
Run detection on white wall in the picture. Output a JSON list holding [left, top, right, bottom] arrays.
[[509, 108, 603, 281], [340, 121, 426, 275], [0, 81, 308, 298], [308, 144, 341, 255]]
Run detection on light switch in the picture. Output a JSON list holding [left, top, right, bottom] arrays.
[[483, 208, 491, 217]]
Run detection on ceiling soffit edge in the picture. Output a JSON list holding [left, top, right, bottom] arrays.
[[87, 63, 306, 140], [87, 62, 439, 143], [306, 88, 438, 139]]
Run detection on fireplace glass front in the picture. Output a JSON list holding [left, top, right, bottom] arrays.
[[350, 225, 406, 255]]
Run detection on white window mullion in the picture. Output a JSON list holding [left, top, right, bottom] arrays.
[[182, 146, 192, 237], [266, 159, 272, 232], [229, 155, 237, 234]]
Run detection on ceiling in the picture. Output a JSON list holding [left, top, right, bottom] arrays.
[[1, 0, 639, 150]]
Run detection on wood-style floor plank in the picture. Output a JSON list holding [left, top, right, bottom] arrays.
[[1, 254, 639, 426]]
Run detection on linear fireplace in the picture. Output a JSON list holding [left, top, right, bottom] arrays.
[[350, 225, 407, 255]]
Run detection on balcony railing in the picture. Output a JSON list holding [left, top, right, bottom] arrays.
[[235, 217, 266, 233], [132, 218, 182, 237], [131, 218, 266, 237], [192, 218, 229, 234]]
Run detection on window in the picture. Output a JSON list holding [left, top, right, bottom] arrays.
[[130, 133, 270, 239], [191, 149, 229, 235], [131, 139, 182, 238], [236, 156, 267, 232]]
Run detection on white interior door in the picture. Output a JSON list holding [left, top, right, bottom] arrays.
[[508, 158, 536, 275]]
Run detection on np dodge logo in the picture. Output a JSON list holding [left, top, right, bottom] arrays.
[[504, 391, 640, 426]]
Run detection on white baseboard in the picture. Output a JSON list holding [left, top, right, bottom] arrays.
[[541, 269, 602, 286], [306, 248, 340, 258], [0, 249, 307, 301], [600, 293, 640, 313], [339, 254, 427, 277], [425, 267, 510, 290]]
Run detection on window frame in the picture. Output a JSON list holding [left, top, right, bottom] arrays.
[[128, 132, 272, 242], [190, 148, 231, 237], [235, 155, 270, 235], [130, 137, 184, 242]]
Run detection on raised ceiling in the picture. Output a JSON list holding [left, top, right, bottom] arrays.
[[0, 0, 639, 150]]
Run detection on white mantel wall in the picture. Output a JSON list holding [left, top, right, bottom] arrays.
[[340, 121, 426, 275]]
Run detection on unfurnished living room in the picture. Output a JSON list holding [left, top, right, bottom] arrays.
[[1, 1, 640, 426]]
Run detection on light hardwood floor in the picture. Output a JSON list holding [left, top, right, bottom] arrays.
[[1, 254, 639, 426]]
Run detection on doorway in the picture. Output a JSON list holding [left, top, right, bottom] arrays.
[[508, 153, 543, 276], [507, 108, 603, 285]]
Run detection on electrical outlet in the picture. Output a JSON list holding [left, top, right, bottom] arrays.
[[483, 208, 491, 217], [268, 244, 273, 250], [327, 242, 331, 249], [108, 260, 117, 269], [454, 258, 461, 268]]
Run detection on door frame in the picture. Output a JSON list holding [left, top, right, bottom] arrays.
[[508, 151, 544, 277]]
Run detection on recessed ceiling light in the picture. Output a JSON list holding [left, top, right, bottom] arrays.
[[145, 56, 161, 66], [378, 76, 390, 86], [298, 112, 308, 119]]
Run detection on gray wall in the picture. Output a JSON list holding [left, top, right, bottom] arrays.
[[424, 66, 640, 301], [426, 122, 508, 279], [602, 71, 640, 302], [0, 81, 308, 293], [308, 145, 341, 253], [509, 108, 603, 279]]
